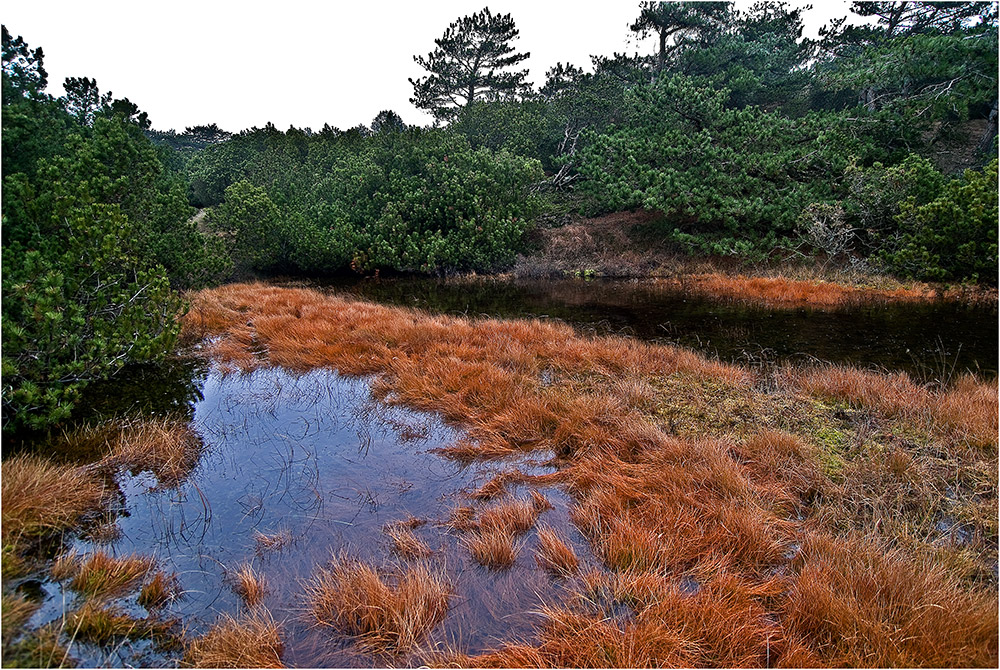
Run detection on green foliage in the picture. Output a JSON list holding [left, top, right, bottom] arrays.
[[576, 74, 890, 256], [2, 30, 224, 433], [1, 189, 183, 431], [842, 153, 948, 253], [211, 180, 287, 270], [881, 160, 998, 281]]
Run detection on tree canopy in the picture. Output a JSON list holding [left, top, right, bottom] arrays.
[[409, 7, 531, 123]]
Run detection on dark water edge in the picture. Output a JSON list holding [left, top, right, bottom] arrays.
[[296, 276, 998, 382]]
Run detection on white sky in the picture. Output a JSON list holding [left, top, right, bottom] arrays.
[[3, 1, 862, 133]]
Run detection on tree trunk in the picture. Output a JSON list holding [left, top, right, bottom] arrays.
[[975, 99, 998, 158]]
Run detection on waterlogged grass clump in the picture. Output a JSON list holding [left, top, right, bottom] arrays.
[[304, 555, 451, 653]]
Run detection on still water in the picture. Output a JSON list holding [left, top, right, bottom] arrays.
[[17, 277, 998, 665]]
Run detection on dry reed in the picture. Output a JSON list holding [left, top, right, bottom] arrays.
[[304, 556, 451, 653], [184, 610, 284, 668]]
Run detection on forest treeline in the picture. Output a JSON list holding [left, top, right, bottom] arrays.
[[2, 2, 998, 433]]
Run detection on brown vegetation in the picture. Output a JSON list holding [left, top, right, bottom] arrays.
[[183, 283, 998, 667], [464, 527, 520, 569], [228, 562, 267, 608], [55, 417, 204, 487], [1, 456, 106, 552], [534, 527, 580, 576], [384, 523, 433, 560], [303, 555, 451, 653], [184, 611, 284, 668]]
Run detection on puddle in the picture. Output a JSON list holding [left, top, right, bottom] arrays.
[[28, 367, 591, 667]]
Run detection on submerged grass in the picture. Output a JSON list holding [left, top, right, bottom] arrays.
[[184, 282, 998, 667]]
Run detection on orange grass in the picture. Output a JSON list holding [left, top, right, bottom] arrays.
[[228, 562, 267, 608], [790, 365, 998, 446], [684, 273, 943, 308], [384, 523, 433, 560], [183, 283, 998, 667], [304, 556, 451, 653], [464, 527, 520, 569], [479, 499, 541, 536], [534, 526, 580, 576], [784, 533, 999, 667], [101, 417, 203, 486], [1, 456, 105, 548], [66, 550, 155, 599], [184, 610, 284, 668]]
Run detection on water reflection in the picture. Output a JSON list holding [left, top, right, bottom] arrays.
[[310, 276, 997, 380], [38, 367, 588, 667]]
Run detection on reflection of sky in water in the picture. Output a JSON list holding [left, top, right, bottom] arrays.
[[32, 367, 592, 667]]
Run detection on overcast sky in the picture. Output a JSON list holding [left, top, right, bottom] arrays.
[[4, 1, 863, 133]]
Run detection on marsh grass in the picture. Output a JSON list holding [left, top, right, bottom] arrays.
[[1, 593, 40, 641], [227, 563, 267, 608], [384, 523, 433, 561], [183, 610, 284, 668], [66, 551, 155, 599], [138, 571, 182, 610], [184, 283, 998, 667], [65, 601, 177, 646], [1, 456, 106, 559], [2, 625, 73, 668], [304, 555, 451, 653], [56, 417, 204, 488], [534, 526, 580, 576], [464, 527, 520, 569]]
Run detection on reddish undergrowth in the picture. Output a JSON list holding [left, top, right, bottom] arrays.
[[183, 282, 998, 668]]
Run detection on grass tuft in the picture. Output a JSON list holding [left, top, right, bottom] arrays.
[[66, 551, 155, 599], [228, 562, 267, 608], [384, 523, 433, 560], [184, 610, 284, 668], [534, 526, 580, 576], [1, 456, 105, 553], [304, 555, 451, 653]]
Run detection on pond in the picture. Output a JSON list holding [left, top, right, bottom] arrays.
[[11, 277, 998, 666], [28, 365, 588, 667], [316, 276, 998, 380]]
